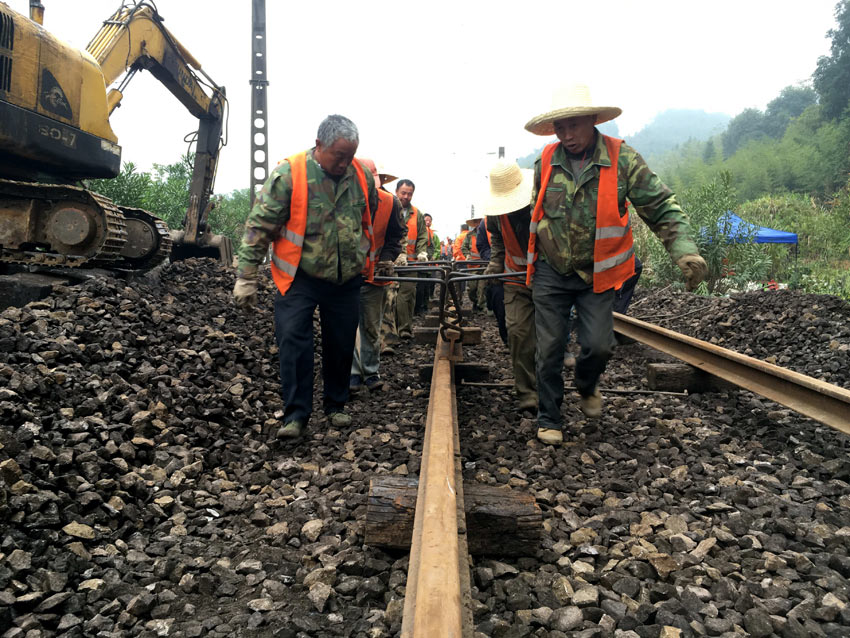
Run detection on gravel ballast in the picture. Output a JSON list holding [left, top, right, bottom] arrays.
[[0, 261, 848, 638]]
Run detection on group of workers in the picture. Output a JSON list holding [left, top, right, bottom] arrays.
[[232, 83, 708, 445]]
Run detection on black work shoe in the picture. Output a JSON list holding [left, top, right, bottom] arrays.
[[277, 420, 305, 439], [365, 376, 384, 391]]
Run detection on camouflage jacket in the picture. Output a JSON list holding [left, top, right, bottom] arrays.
[[427, 229, 441, 259], [486, 207, 532, 273], [402, 206, 429, 258], [461, 226, 481, 258], [237, 149, 379, 283], [531, 131, 699, 283]]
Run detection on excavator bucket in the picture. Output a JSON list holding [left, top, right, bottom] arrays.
[[169, 229, 234, 266]]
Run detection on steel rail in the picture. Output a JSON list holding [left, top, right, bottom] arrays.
[[401, 333, 471, 638], [614, 313, 850, 435]]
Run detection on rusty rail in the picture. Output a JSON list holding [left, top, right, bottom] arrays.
[[614, 313, 850, 435], [400, 331, 472, 638]]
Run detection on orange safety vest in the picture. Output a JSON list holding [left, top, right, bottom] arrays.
[[526, 136, 634, 292], [271, 151, 373, 296], [500, 216, 527, 287], [363, 189, 395, 287], [405, 206, 420, 257], [453, 230, 469, 260]]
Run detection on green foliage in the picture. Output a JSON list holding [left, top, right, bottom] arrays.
[[722, 108, 767, 158], [634, 172, 771, 294], [814, 0, 850, 119], [764, 85, 818, 137], [86, 155, 250, 246]]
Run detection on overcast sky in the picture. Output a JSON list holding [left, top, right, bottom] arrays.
[[11, 0, 838, 239]]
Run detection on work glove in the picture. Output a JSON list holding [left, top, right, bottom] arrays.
[[394, 253, 408, 267], [482, 261, 502, 288], [374, 261, 394, 278], [233, 276, 258, 309], [677, 254, 708, 292], [417, 251, 428, 262]]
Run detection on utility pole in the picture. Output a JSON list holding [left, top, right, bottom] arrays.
[[249, 0, 269, 205]]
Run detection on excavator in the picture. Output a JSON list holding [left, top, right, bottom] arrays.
[[0, 0, 233, 272]]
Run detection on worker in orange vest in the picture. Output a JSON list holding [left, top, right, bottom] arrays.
[[350, 159, 405, 393], [524, 83, 707, 445], [461, 217, 485, 313], [453, 224, 469, 261], [233, 114, 378, 439], [393, 179, 428, 339]]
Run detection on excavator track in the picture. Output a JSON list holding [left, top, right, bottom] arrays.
[[0, 179, 173, 272], [0, 179, 127, 268], [112, 205, 173, 271]]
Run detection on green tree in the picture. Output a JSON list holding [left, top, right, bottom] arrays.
[[764, 85, 818, 137], [722, 108, 768, 158], [813, 0, 850, 119]]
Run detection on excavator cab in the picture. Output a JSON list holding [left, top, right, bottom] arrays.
[[0, 1, 233, 271]]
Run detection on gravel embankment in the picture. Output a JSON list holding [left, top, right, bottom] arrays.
[[0, 262, 848, 638]]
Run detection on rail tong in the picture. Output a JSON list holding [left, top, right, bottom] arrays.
[[373, 260, 528, 637]]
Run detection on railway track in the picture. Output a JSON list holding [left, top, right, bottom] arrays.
[[393, 265, 850, 637]]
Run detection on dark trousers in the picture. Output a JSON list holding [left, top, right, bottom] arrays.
[[273, 270, 362, 425], [415, 275, 430, 314], [613, 257, 643, 314], [533, 261, 614, 431], [485, 282, 507, 344]]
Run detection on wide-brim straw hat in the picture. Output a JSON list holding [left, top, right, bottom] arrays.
[[525, 83, 622, 136], [466, 217, 483, 225], [485, 161, 533, 216], [377, 163, 398, 185]]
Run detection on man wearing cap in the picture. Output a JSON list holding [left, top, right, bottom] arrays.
[[350, 159, 405, 393], [394, 179, 429, 339], [233, 114, 378, 440], [483, 161, 537, 411], [524, 84, 707, 445]]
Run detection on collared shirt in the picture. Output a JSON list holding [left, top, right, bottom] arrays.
[[237, 149, 379, 283], [531, 131, 699, 283]]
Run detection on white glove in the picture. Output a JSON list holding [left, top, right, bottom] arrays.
[[394, 253, 408, 266], [233, 277, 258, 309], [417, 251, 428, 262]]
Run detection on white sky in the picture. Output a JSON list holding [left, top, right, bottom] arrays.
[[10, 0, 837, 240]]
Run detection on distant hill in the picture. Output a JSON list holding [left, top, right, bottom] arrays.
[[624, 109, 730, 160], [516, 110, 729, 168]]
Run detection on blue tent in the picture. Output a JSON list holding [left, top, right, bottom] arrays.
[[717, 212, 798, 244]]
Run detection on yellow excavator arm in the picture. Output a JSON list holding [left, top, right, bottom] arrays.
[[84, 2, 230, 262], [87, 4, 213, 119]]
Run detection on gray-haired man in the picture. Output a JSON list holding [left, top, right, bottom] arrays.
[[234, 114, 378, 439]]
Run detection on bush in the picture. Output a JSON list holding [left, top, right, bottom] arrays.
[[634, 171, 772, 294]]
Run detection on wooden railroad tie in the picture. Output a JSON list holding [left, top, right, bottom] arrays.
[[365, 475, 543, 557]]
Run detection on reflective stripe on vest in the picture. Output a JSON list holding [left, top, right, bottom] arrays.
[[500, 216, 528, 287], [270, 152, 373, 296], [364, 189, 395, 286], [525, 135, 635, 292], [405, 206, 420, 255]]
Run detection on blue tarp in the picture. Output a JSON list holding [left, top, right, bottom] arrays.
[[716, 212, 798, 244]]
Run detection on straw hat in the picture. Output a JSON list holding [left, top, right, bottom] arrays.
[[377, 163, 398, 185], [485, 161, 533, 216], [525, 83, 622, 136]]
